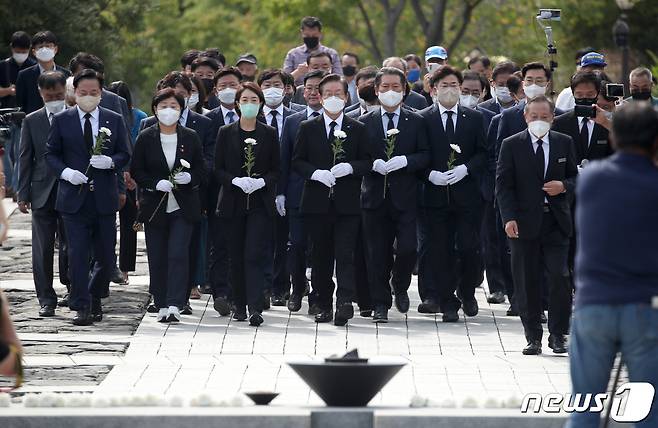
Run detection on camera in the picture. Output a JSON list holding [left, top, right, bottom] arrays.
[[606, 83, 625, 99], [0, 108, 26, 141], [574, 105, 596, 118], [537, 9, 561, 21]]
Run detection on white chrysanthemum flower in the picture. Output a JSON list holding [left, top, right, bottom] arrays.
[[180, 159, 191, 169], [386, 128, 400, 137], [244, 138, 257, 145], [334, 130, 347, 139], [450, 144, 461, 153], [99, 127, 112, 136]]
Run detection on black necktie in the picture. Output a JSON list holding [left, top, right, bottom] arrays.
[[444, 110, 455, 142], [226, 111, 236, 124], [385, 112, 395, 131], [311, 111, 320, 118], [83, 113, 93, 151], [536, 139, 545, 178], [328, 121, 337, 140], [270, 110, 279, 134], [579, 118, 589, 156]]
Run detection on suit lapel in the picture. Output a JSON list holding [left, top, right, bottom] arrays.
[[454, 106, 467, 144], [545, 131, 558, 180]]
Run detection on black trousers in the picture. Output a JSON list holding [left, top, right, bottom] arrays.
[[144, 211, 194, 309], [362, 198, 417, 309], [287, 208, 309, 297], [32, 188, 69, 306], [224, 209, 271, 313], [118, 189, 137, 272], [185, 221, 203, 300], [305, 207, 359, 311], [207, 211, 230, 299], [354, 222, 372, 311], [481, 200, 512, 295], [418, 201, 482, 312], [509, 210, 572, 342], [271, 214, 291, 297]]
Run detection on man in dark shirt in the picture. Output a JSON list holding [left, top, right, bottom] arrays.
[[566, 102, 658, 428]]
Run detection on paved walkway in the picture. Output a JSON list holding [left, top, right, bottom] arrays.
[[1, 199, 572, 407]]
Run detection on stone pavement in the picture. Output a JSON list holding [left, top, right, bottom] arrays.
[[0, 199, 573, 408]]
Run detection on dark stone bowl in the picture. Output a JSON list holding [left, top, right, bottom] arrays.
[[244, 391, 280, 405], [287, 359, 406, 407]]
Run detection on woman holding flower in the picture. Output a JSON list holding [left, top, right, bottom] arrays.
[[131, 88, 204, 323], [214, 82, 279, 327]]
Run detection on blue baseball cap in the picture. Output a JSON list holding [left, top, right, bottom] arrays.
[[425, 46, 448, 61], [580, 52, 606, 68]]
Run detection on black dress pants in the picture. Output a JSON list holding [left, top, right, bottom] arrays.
[[118, 188, 137, 272]]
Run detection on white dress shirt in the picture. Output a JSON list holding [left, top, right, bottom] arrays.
[[160, 133, 180, 213], [306, 106, 322, 119], [220, 105, 237, 124], [438, 103, 459, 130], [380, 106, 401, 134], [263, 104, 284, 138], [77, 105, 99, 140], [179, 107, 189, 127], [323, 112, 344, 138]]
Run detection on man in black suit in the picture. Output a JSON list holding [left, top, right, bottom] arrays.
[[382, 57, 428, 111], [15, 31, 71, 115], [257, 69, 295, 306], [292, 73, 370, 326], [0, 31, 36, 108], [279, 70, 325, 314], [192, 56, 222, 109], [496, 96, 578, 355], [477, 61, 518, 115], [360, 67, 429, 322], [16, 71, 69, 317], [344, 66, 379, 118], [417, 65, 487, 322]]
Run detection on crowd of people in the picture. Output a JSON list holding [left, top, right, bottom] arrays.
[[0, 16, 657, 358]]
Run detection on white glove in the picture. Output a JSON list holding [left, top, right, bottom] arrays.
[[232, 177, 254, 194], [156, 179, 174, 193], [372, 159, 387, 176], [384, 155, 407, 173], [173, 172, 191, 185], [275, 195, 286, 217], [246, 177, 266, 194], [61, 167, 88, 185], [330, 162, 353, 178], [311, 170, 336, 188], [445, 164, 468, 185], [428, 170, 449, 186], [89, 155, 113, 170]]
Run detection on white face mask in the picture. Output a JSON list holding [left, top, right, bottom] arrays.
[[527, 120, 551, 138], [45, 100, 66, 114], [262, 87, 284, 107], [523, 84, 546, 100], [188, 93, 199, 109], [157, 107, 181, 126], [12, 52, 29, 64], [377, 90, 403, 108], [427, 63, 441, 74], [495, 86, 514, 103], [322, 96, 345, 114], [217, 87, 237, 104], [75, 94, 101, 112], [35, 47, 55, 62], [435, 87, 460, 108], [459, 94, 479, 109]]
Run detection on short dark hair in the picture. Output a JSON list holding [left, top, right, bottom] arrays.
[[506, 74, 523, 94], [303, 70, 326, 86], [404, 54, 422, 67], [612, 102, 658, 152], [462, 70, 487, 91], [180, 49, 200, 68], [191, 56, 221, 73], [318, 73, 348, 96], [307, 51, 332, 65], [301, 16, 322, 31], [524, 95, 555, 113], [107, 81, 133, 111], [468, 55, 491, 69], [342, 52, 360, 64], [73, 69, 103, 89], [257, 69, 284, 86], [281, 71, 295, 87], [235, 82, 265, 117], [10, 31, 31, 49], [213, 66, 243, 85], [69, 52, 105, 75], [570, 71, 601, 94], [151, 87, 185, 115], [375, 67, 406, 87], [37, 71, 66, 90], [160, 71, 193, 94], [354, 66, 378, 85], [202, 48, 226, 67], [32, 31, 57, 47], [521, 62, 552, 81], [429, 65, 463, 86], [492, 61, 519, 81]]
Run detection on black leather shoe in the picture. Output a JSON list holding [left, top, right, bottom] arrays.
[[214, 296, 231, 316], [147, 304, 158, 313], [287, 294, 302, 312], [58, 294, 70, 307], [271, 294, 287, 307], [540, 312, 547, 324], [308, 303, 321, 316], [334, 302, 354, 326], [394, 291, 410, 314], [487, 291, 506, 304], [359, 309, 372, 318], [110, 267, 126, 284], [442, 310, 459, 322], [418, 299, 440, 314], [91, 299, 103, 322], [39, 305, 55, 317], [180, 302, 193, 315], [462, 299, 479, 317], [315, 310, 333, 323], [249, 312, 264, 327], [233, 308, 247, 321], [522, 340, 542, 355], [72, 309, 93, 326], [548, 334, 567, 354], [506, 305, 519, 316], [263, 290, 271, 310], [372, 306, 388, 323]]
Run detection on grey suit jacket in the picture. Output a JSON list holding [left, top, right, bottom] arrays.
[[18, 107, 58, 209]]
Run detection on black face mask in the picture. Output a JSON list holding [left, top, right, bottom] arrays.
[[358, 84, 377, 103], [201, 78, 214, 96], [303, 37, 319, 49], [342, 65, 357, 77], [574, 97, 598, 106], [631, 90, 652, 101]]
